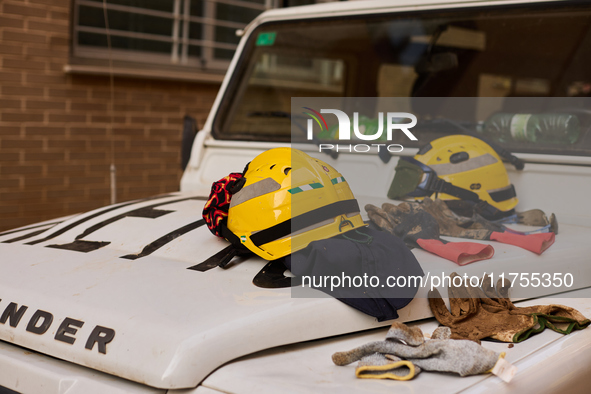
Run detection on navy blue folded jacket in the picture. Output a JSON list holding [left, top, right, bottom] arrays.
[[285, 227, 424, 322]]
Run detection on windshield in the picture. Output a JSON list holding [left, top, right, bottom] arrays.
[[214, 1, 591, 156]]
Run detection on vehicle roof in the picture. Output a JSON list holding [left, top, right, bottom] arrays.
[[254, 0, 566, 23]]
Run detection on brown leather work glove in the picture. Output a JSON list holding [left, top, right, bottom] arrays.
[[479, 275, 590, 341], [366, 204, 494, 266], [429, 272, 590, 343], [428, 273, 533, 342], [405, 198, 555, 254]]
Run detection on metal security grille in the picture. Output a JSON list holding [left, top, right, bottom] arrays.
[[72, 0, 270, 70]]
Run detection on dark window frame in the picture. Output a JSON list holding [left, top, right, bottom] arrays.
[[71, 0, 269, 73]]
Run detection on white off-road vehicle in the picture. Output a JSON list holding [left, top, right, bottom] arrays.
[[1, 0, 591, 393]]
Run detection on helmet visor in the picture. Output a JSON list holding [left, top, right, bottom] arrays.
[[387, 157, 435, 199]]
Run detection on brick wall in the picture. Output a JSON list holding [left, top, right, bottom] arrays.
[[0, 0, 220, 232]]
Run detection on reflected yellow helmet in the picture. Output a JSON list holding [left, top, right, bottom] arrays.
[[227, 148, 366, 260], [388, 135, 518, 212]]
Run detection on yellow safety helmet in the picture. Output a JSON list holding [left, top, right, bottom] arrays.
[[227, 148, 366, 260], [388, 135, 518, 212]]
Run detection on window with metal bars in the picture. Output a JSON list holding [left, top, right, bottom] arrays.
[[72, 0, 270, 71]]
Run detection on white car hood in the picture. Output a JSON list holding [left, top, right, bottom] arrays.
[[0, 193, 404, 389], [1, 192, 590, 389]]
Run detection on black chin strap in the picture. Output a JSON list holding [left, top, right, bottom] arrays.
[[425, 176, 480, 202]]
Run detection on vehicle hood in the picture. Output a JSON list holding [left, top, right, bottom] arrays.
[[0, 193, 402, 389], [1, 192, 589, 389]]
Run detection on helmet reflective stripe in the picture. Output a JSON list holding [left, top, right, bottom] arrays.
[[428, 153, 498, 176], [288, 182, 324, 194], [331, 176, 346, 185], [230, 177, 281, 208]]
